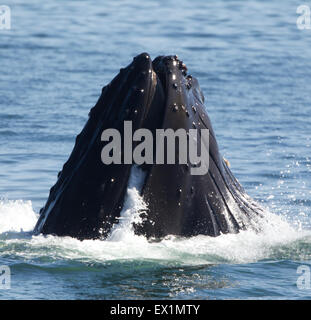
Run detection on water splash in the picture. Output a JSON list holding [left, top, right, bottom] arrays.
[[0, 166, 311, 266], [0, 195, 310, 267], [0, 199, 38, 234], [107, 165, 147, 242]]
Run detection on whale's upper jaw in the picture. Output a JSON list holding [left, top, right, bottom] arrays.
[[89, 52, 157, 127], [33, 52, 167, 239]]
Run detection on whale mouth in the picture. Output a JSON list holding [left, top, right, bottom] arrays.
[[34, 52, 265, 240]]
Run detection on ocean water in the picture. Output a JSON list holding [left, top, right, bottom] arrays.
[[0, 0, 311, 300]]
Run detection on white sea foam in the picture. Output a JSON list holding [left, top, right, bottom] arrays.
[[107, 165, 147, 242], [0, 175, 310, 266], [0, 199, 38, 233]]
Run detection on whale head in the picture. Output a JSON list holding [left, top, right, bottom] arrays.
[[34, 53, 264, 240]]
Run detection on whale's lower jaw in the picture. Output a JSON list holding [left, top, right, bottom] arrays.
[[33, 53, 265, 240]]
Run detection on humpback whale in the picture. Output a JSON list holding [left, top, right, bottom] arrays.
[[34, 53, 265, 240]]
